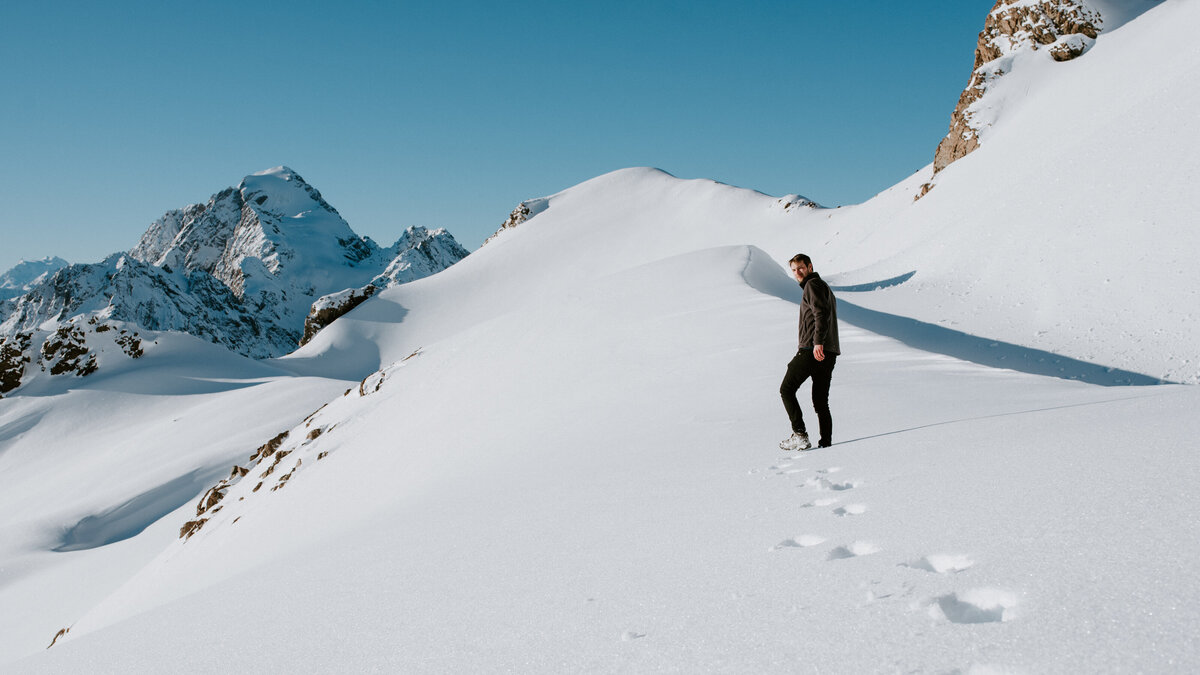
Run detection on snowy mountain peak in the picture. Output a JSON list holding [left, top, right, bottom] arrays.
[[0, 256, 69, 301], [0, 168, 469, 393], [238, 166, 342, 223]]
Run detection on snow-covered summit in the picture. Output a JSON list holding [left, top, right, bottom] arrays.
[[0, 168, 468, 394], [0, 256, 69, 301]]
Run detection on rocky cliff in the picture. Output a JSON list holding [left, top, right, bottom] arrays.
[[918, 0, 1105, 199]]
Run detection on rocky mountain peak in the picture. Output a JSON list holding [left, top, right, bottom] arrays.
[[0, 168, 470, 394], [917, 0, 1105, 199]]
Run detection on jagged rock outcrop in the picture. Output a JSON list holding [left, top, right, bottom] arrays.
[[300, 225, 469, 346], [772, 194, 820, 212], [301, 285, 378, 346], [483, 198, 550, 245], [918, 0, 1103, 199], [0, 167, 469, 393], [0, 318, 144, 396], [0, 332, 32, 396], [180, 349, 420, 542]]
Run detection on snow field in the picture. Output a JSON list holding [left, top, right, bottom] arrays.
[[5, 2, 1200, 669], [19, 245, 1199, 673]]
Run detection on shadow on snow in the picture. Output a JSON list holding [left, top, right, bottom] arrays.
[[53, 467, 224, 552], [740, 247, 1167, 387]]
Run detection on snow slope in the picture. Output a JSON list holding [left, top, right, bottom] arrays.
[[822, 0, 1200, 384], [0, 334, 352, 661], [4, 0, 1200, 672], [15, 245, 1199, 673]]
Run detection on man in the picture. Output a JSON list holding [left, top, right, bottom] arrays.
[[779, 253, 840, 451]]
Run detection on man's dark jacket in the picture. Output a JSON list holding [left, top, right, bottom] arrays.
[[797, 272, 840, 355]]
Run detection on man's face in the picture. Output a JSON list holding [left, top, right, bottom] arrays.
[[791, 260, 812, 284]]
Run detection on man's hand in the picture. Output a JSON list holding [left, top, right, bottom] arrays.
[[814, 345, 825, 361]]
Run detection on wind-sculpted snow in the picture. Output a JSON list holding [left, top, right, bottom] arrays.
[[56, 469, 220, 552]]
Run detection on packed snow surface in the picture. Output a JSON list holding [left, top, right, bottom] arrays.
[[3, 0, 1199, 672]]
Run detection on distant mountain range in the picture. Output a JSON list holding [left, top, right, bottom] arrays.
[[0, 256, 69, 301], [0, 167, 468, 395]]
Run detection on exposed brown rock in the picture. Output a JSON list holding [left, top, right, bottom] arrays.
[[921, 0, 1102, 198], [486, 203, 534, 246], [358, 370, 387, 397], [179, 517, 208, 540], [47, 627, 69, 649], [196, 482, 229, 516], [483, 199, 548, 246], [249, 430, 289, 463], [303, 403, 329, 426], [300, 284, 378, 346]]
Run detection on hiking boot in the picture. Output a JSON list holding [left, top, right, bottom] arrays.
[[779, 431, 812, 451]]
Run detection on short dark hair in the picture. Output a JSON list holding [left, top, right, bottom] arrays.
[[789, 253, 812, 267]]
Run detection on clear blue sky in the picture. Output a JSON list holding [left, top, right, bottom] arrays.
[[0, 1, 992, 272]]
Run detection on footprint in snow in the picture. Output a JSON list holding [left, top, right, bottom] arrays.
[[808, 477, 858, 491], [930, 588, 1018, 624], [802, 497, 840, 508], [908, 554, 975, 574], [620, 630, 646, 641], [771, 535, 827, 551], [817, 467, 842, 474], [833, 503, 868, 517], [827, 541, 881, 560]]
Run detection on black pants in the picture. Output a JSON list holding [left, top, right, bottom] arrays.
[[780, 350, 837, 446]]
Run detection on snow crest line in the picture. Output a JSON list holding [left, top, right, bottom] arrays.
[[737, 247, 1167, 386]]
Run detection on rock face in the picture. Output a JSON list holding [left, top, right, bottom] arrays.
[[483, 198, 550, 245], [919, 0, 1103, 198], [0, 318, 144, 397], [301, 285, 378, 346], [0, 167, 468, 394]]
